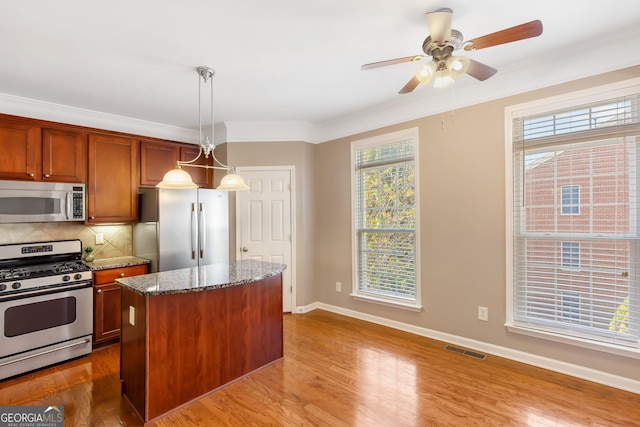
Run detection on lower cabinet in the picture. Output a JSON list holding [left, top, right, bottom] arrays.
[[93, 264, 148, 345]]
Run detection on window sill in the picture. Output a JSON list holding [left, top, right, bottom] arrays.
[[350, 293, 423, 312], [506, 323, 640, 359]]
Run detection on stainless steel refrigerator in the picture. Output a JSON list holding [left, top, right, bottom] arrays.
[[134, 187, 229, 273]]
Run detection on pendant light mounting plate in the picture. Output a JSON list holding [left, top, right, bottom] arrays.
[[197, 66, 215, 82]]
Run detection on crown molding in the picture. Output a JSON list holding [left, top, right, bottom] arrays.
[[221, 120, 319, 143], [0, 92, 198, 143]]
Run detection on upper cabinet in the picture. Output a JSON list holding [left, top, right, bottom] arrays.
[[42, 128, 87, 183], [180, 145, 214, 188], [139, 140, 179, 187], [0, 118, 86, 182], [0, 115, 216, 223], [87, 133, 138, 223], [139, 140, 214, 188]]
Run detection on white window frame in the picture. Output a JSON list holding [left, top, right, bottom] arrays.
[[350, 127, 421, 311], [561, 241, 580, 271], [560, 184, 580, 215], [561, 292, 581, 323], [505, 77, 640, 359]]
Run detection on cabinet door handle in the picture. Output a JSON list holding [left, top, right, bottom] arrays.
[[44, 174, 50, 178], [90, 216, 95, 220], [28, 173, 34, 177], [97, 289, 102, 293], [120, 273, 125, 277]]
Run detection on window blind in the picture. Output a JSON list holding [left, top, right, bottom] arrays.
[[511, 93, 640, 348], [354, 138, 416, 302]]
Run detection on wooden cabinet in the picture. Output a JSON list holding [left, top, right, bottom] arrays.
[[140, 140, 179, 186], [42, 128, 87, 182], [139, 140, 214, 188], [93, 264, 148, 344], [180, 145, 214, 188], [0, 118, 86, 182], [87, 133, 139, 223]]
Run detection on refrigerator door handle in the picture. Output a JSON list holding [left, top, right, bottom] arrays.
[[199, 202, 206, 259], [190, 203, 197, 259]]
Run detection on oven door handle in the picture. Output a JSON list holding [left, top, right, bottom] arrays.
[[0, 282, 91, 303], [0, 338, 91, 368]]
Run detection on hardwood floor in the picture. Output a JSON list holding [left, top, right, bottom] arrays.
[[0, 310, 638, 426]]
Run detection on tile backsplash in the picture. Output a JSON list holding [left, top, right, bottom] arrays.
[[0, 223, 133, 259]]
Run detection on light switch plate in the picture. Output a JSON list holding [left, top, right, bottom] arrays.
[[95, 233, 104, 245]]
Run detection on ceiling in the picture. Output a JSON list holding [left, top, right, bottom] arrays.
[[1, 0, 640, 143]]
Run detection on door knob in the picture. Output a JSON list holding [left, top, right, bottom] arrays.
[[241, 247, 249, 252]]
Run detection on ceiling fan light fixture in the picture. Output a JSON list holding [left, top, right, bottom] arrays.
[[446, 55, 470, 79], [414, 61, 437, 84], [433, 69, 454, 89]]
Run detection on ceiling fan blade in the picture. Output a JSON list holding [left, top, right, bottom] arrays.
[[399, 76, 420, 94], [466, 59, 498, 81], [425, 7, 453, 45], [361, 55, 424, 70], [463, 20, 543, 51]]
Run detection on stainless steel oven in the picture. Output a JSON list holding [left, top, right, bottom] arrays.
[[0, 240, 92, 381]]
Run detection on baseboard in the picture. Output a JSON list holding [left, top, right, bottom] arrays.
[[293, 302, 640, 394]]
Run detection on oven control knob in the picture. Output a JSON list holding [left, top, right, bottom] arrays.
[[12, 282, 21, 290], [62, 275, 71, 282], [74, 273, 83, 280], [0, 284, 7, 291]]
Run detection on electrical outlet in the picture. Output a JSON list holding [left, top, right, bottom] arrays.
[[95, 233, 104, 245], [336, 282, 342, 292], [478, 306, 489, 321], [129, 306, 135, 326]]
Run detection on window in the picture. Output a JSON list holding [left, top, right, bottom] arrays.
[[351, 128, 420, 310], [562, 292, 581, 323], [561, 185, 580, 215], [561, 241, 580, 270], [507, 81, 640, 355]]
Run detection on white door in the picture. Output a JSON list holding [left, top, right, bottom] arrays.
[[236, 167, 294, 312]]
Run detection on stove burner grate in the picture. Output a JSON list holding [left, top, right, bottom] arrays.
[[0, 261, 89, 282]]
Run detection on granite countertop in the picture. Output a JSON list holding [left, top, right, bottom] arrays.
[[115, 259, 286, 296], [84, 256, 150, 271]]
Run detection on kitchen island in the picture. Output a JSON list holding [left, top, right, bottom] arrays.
[[115, 260, 286, 423]]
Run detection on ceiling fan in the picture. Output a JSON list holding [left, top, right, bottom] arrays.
[[361, 8, 543, 94]]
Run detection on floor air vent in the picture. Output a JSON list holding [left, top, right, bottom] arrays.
[[444, 345, 486, 360]]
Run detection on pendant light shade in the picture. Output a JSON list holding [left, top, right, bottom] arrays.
[[217, 173, 250, 191], [156, 167, 198, 189]]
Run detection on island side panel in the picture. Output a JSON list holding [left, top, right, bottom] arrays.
[[145, 273, 284, 422], [240, 274, 284, 375], [120, 286, 148, 422]]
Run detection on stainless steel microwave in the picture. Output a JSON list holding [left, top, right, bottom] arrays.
[[0, 180, 85, 223]]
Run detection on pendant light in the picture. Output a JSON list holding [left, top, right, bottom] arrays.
[[157, 66, 249, 191]]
